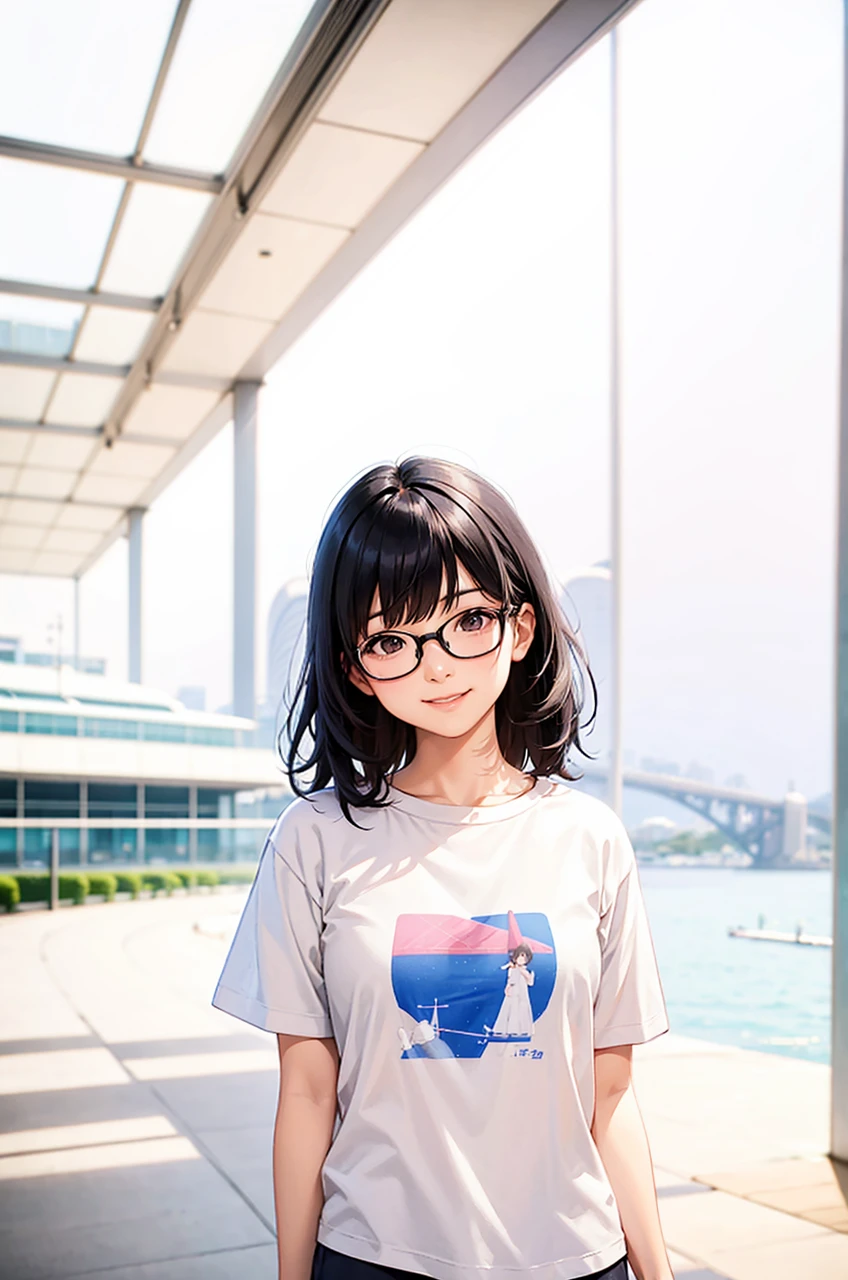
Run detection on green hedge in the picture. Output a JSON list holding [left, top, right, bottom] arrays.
[[0, 875, 20, 912], [0, 864, 255, 910], [114, 871, 143, 899], [86, 872, 118, 901], [141, 870, 182, 896]]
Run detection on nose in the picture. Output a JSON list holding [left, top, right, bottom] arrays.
[[419, 635, 452, 681]]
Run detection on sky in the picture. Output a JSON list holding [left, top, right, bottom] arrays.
[[1, 0, 843, 803]]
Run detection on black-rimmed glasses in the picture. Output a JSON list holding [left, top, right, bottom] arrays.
[[355, 604, 521, 681]]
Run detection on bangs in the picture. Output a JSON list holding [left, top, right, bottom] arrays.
[[334, 484, 516, 648]]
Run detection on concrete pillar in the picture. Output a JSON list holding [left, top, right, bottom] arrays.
[[15, 777, 24, 868], [833, 0, 848, 1162], [136, 782, 145, 864], [73, 576, 81, 673], [128, 508, 144, 684], [79, 779, 88, 867], [188, 784, 198, 865], [233, 381, 260, 719]]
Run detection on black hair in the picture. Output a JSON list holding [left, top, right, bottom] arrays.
[[281, 456, 597, 824]]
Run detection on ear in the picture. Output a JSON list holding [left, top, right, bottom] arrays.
[[343, 651, 376, 697], [510, 603, 536, 662]]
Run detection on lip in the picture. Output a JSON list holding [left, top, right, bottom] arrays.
[[423, 690, 471, 707]]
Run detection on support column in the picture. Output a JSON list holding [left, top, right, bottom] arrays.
[[73, 576, 81, 672], [188, 784, 198, 865], [15, 777, 24, 868], [79, 779, 88, 867], [136, 782, 145, 864], [128, 508, 144, 684], [832, 0, 848, 1162], [233, 381, 260, 719]]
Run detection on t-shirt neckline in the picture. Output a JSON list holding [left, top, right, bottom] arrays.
[[385, 775, 561, 825]]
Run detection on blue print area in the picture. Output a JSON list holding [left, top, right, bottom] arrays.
[[391, 913, 556, 1060]]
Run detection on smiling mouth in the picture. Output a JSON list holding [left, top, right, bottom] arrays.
[[424, 690, 471, 706]]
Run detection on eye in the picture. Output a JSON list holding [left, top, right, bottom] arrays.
[[362, 632, 406, 657], [457, 608, 497, 632]]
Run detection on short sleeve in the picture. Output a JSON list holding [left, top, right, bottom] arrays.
[[210, 832, 333, 1038], [593, 819, 669, 1049]]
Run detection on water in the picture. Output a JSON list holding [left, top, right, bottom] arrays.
[[639, 866, 833, 1065]]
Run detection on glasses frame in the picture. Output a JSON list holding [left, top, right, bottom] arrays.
[[354, 603, 522, 682]]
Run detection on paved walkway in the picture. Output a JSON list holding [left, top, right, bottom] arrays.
[[0, 890, 845, 1279]]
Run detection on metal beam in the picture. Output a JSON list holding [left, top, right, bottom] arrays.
[[0, 491, 123, 512], [0, 350, 129, 378], [133, 0, 195, 164], [0, 134, 222, 194], [0, 418, 101, 437], [0, 350, 227, 393], [0, 277, 159, 312], [233, 382, 260, 719]]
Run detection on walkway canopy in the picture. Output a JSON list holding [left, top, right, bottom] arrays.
[[0, 0, 633, 580]]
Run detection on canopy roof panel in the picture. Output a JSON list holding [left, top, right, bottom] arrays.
[[0, 0, 636, 580]]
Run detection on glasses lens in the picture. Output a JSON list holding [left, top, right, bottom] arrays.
[[443, 608, 503, 658], [358, 631, 418, 678]]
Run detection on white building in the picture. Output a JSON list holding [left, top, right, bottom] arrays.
[[0, 661, 284, 868]]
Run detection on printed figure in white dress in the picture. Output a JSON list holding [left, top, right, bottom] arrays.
[[489, 942, 535, 1037]]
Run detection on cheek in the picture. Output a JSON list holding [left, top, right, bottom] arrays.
[[369, 678, 423, 721]]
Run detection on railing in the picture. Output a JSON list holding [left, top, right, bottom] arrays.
[[0, 818, 274, 908]]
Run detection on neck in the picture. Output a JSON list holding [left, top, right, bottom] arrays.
[[391, 705, 531, 807]]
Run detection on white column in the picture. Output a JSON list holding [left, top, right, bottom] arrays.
[[79, 779, 88, 867], [15, 777, 24, 868], [832, 0, 848, 1162], [233, 381, 260, 719], [136, 782, 145, 864], [188, 784, 198, 864], [128, 508, 144, 684], [608, 25, 623, 819], [73, 576, 81, 672]]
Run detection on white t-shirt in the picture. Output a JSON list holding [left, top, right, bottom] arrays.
[[211, 777, 669, 1280]]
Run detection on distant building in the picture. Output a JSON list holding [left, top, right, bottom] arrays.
[[0, 635, 105, 675], [177, 685, 206, 712], [685, 760, 715, 783], [630, 816, 678, 848], [559, 562, 611, 767], [259, 578, 309, 751], [640, 757, 681, 777]]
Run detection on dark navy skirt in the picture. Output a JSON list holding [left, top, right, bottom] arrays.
[[311, 1241, 629, 1280]]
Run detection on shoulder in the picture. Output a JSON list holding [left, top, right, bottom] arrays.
[[543, 779, 627, 841], [265, 790, 346, 899], [268, 789, 344, 847], [542, 781, 634, 883]]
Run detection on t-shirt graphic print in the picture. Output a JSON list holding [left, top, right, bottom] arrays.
[[393, 910, 556, 1058]]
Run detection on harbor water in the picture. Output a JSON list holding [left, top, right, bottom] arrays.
[[640, 865, 833, 1065]]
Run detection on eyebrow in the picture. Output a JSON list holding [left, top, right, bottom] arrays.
[[366, 587, 483, 623]]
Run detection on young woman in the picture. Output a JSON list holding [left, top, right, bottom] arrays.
[[212, 457, 673, 1280]]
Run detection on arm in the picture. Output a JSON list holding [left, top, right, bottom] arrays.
[[273, 1032, 340, 1280], [590, 1045, 674, 1280]]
